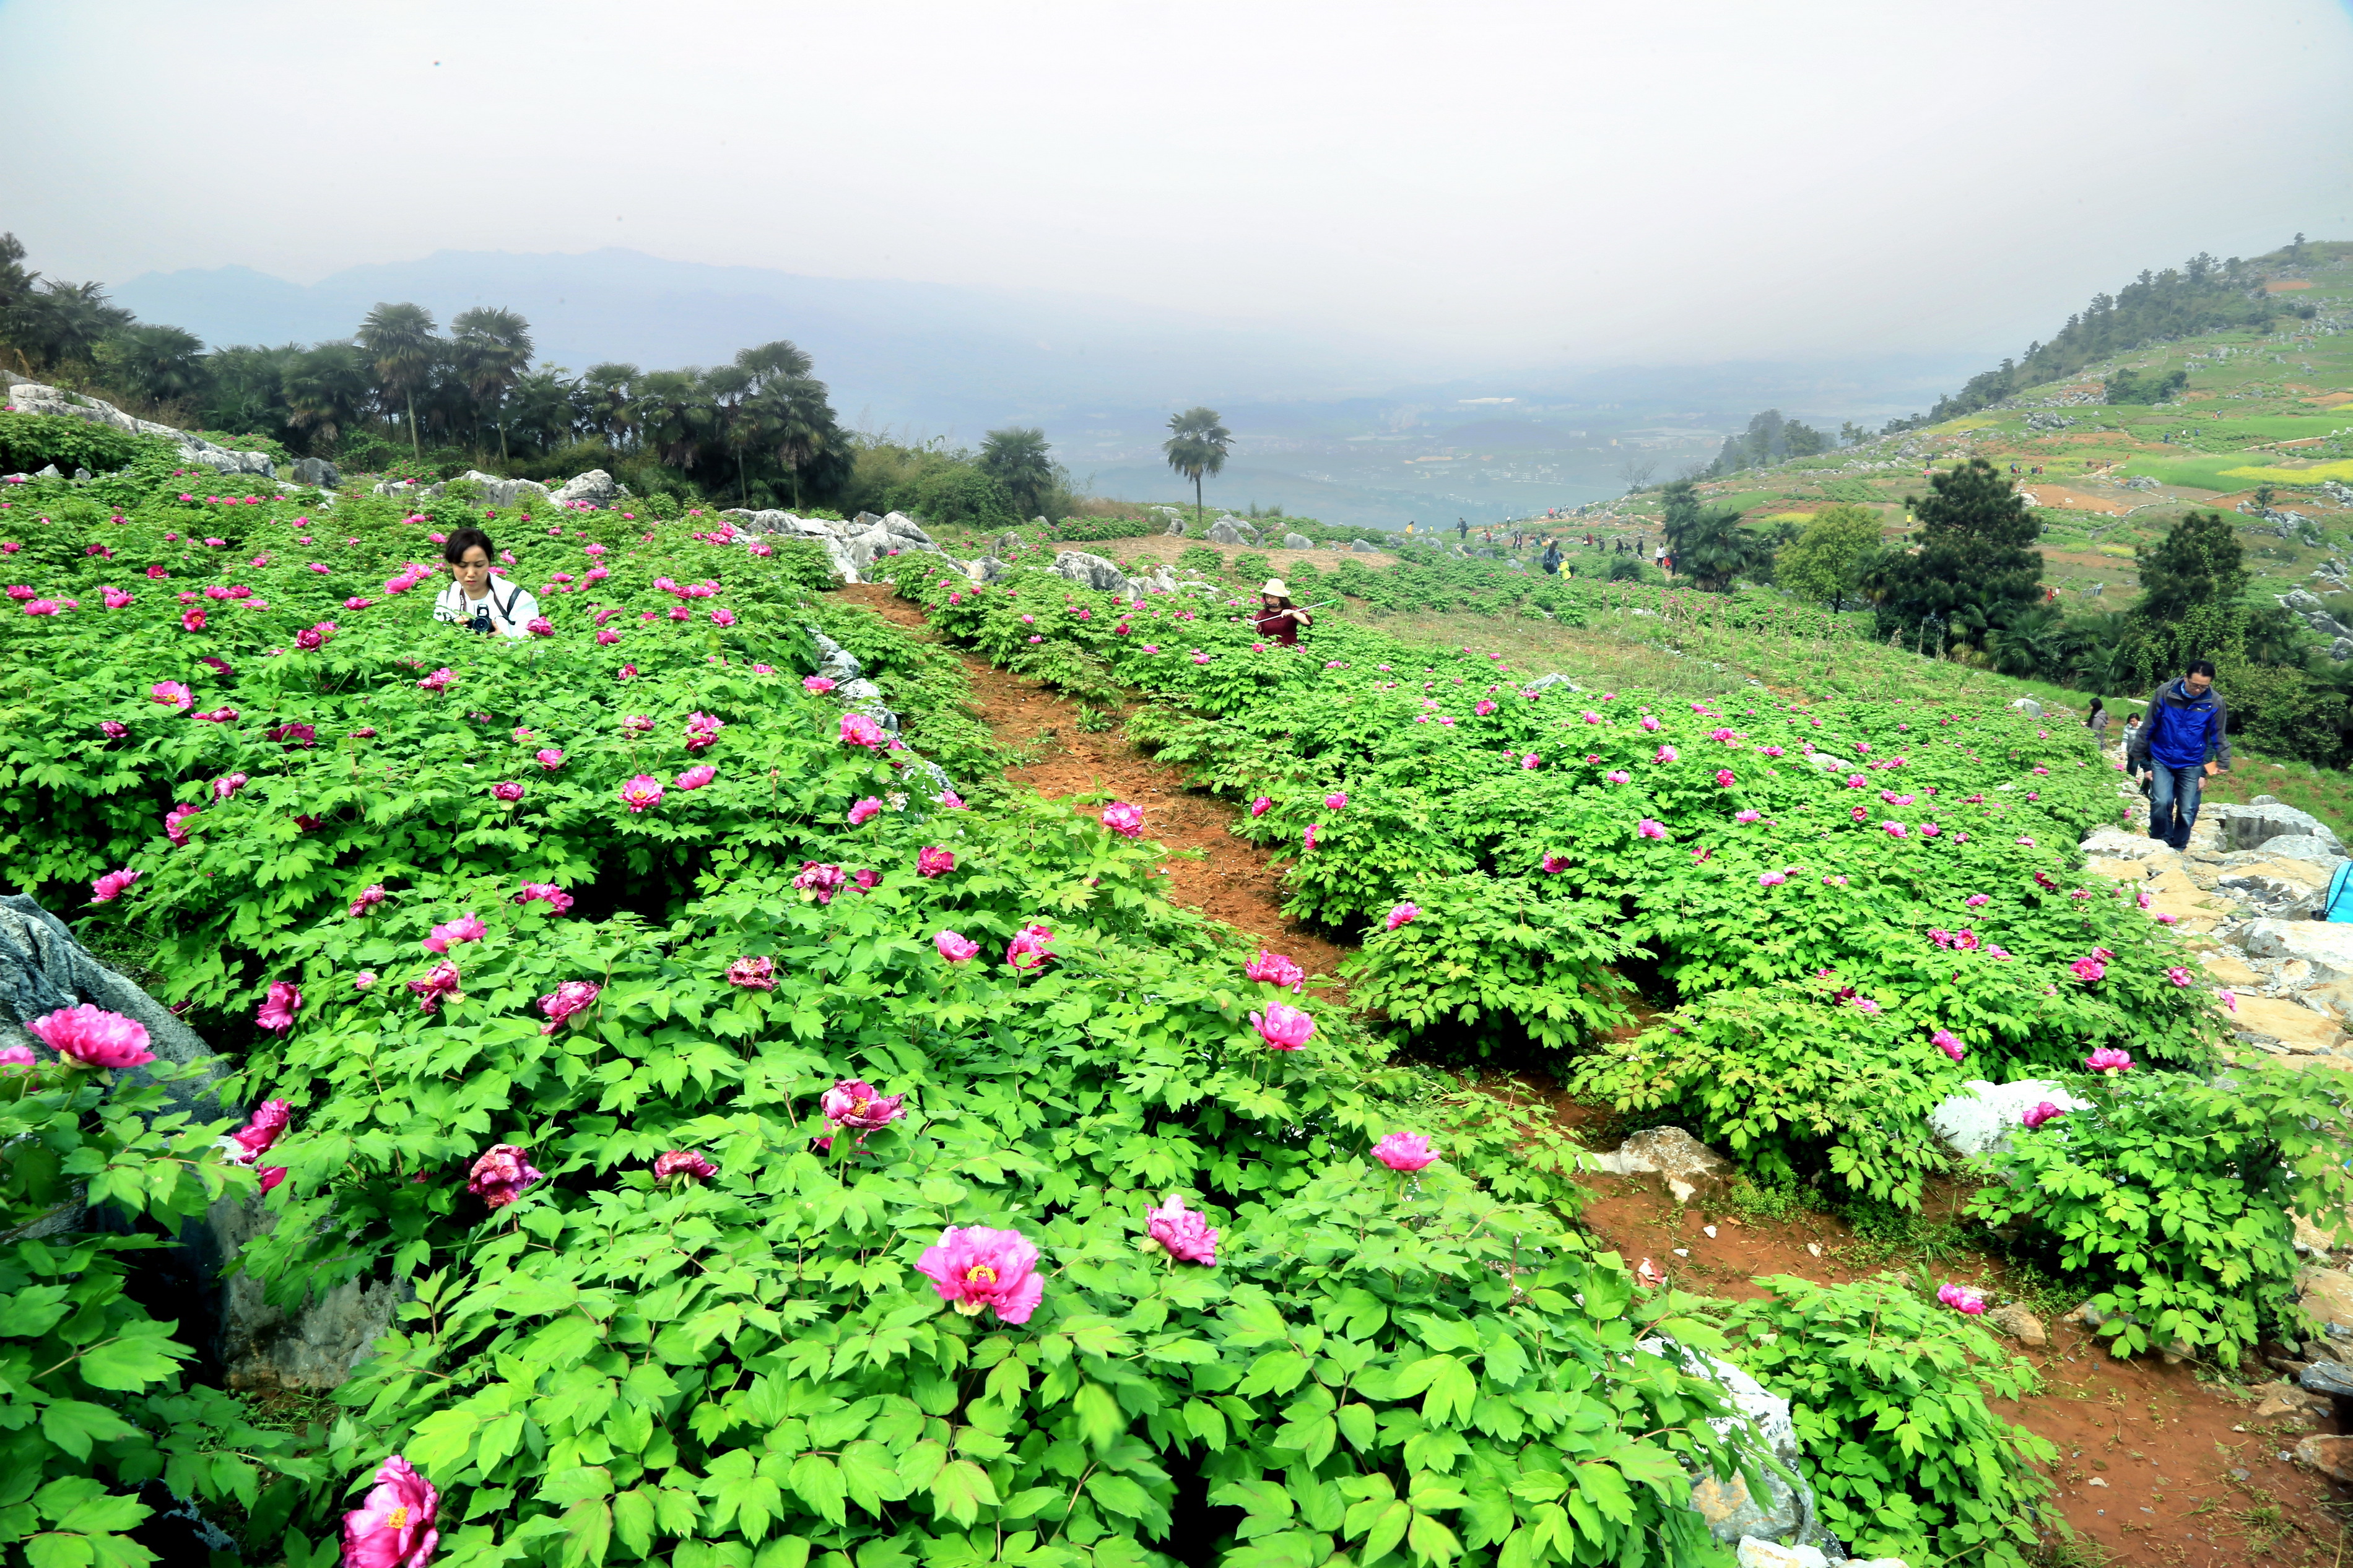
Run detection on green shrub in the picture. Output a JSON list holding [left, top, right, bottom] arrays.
[[1175, 545, 1224, 578], [1235, 552, 1272, 587], [903, 464, 1016, 529], [1968, 1063, 2353, 1363], [1048, 516, 1154, 542], [0, 410, 171, 475], [1715, 1274, 2056, 1568]]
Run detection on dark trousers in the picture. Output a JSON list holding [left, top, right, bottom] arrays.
[[2147, 764, 2204, 851]]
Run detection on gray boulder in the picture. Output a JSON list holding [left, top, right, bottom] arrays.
[[2009, 698, 2043, 717], [1282, 532, 1315, 550], [972, 556, 1015, 583], [808, 628, 864, 684], [33, 463, 60, 479], [1350, 539, 1381, 553], [1522, 672, 1580, 696], [1642, 1337, 1822, 1552], [7, 381, 276, 478], [881, 511, 932, 544], [1929, 1079, 2092, 1159], [1163, 513, 1188, 536], [549, 469, 620, 509], [2207, 802, 2346, 856], [1590, 1126, 1733, 1203], [2284, 589, 2326, 614], [855, 512, 884, 529], [2243, 834, 2351, 868], [207, 1194, 406, 1390], [1053, 550, 1128, 593], [453, 469, 553, 509], [1207, 519, 1248, 546], [290, 456, 341, 489]]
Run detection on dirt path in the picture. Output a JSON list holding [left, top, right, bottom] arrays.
[[839, 585, 1349, 981]]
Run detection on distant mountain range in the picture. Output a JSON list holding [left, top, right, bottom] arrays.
[[113, 247, 1982, 527]]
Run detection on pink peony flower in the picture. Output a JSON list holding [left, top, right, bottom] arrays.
[[27, 1005, 156, 1070], [1715, 769, 1736, 788], [212, 773, 249, 801], [1931, 1028, 1965, 1062], [152, 680, 193, 709], [1372, 1132, 1438, 1172], [1385, 902, 1420, 931], [339, 1455, 439, 1568], [674, 765, 716, 790], [794, 862, 846, 903], [422, 914, 487, 954], [1637, 818, 1666, 839], [526, 616, 555, 638], [596, 627, 620, 645], [915, 1226, 1045, 1324], [101, 720, 128, 739], [1007, 922, 1055, 972], [620, 774, 665, 812], [1100, 801, 1145, 838], [848, 795, 884, 826], [2069, 956, 2107, 984], [255, 981, 302, 1034], [1653, 745, 1679, 764], [1965, 893, 1989, 907], [467, 1143, 542, 1209], [684, 713, 724, 750], [654, 1149, 717, 1182], [349, 884, 387, 918], [534, 748, 565, 771], [515, 882, 574, 915], [163, 803, 200, 846], [2020, 1101, 2066, 1131], [840, 712, 887, 748], [181, 606, 206, 631], [1324, 791, 1349, 810], [1757, 870, 1786, 888], [1936, 1283, 1985, 1316], [536, 979, 599, 1034], [1249, 796, 1271, 817], [1473, 700, 1497, 717], [917, 846, 956, 877], [2166, 966, 2193, 987], [726, 955, 776, 989], [417, 668, 454, 691], [0, 1044, 35, 1072], [2084, 1047, 2133, 1075], [822, 1079, 906, 1135], [1144, 1195, 1219, 1265], [90, 868, 140, 904], [803, 675, 837, 694], [1605, 769, 1631, 784], [1251, 1003, 1316, 1050], [1542, 854, 1571, 873], [1303, 824, 1319, 852], [1640, 715, 1660, 732], [491, 781, 525, 803], [1245, 949, 1306, 990], [1734, 810, 1761, 825]]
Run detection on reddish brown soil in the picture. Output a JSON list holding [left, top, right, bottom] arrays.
[[837, 584, 1348, 982], [843, 583, 2350, 1564]]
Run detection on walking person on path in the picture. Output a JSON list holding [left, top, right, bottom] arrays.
[[2084, 697, 2110, 745], [1541, 539, 1563, 575], [2126, 660, 2232, 851]]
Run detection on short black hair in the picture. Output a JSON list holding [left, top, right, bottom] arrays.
[[443, 526, 495, 565], [2185, 659, 2217, 678]]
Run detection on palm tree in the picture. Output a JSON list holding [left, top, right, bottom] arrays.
[[752, 376, 839, 509], [98, 324, 209, 408], [282, 342, 373, 455], [450, 306, 534, 464], [583, 363, 640, 453], [702, 363, 754, 506], [505, 368, 581, 456], [12, 280, 134, 372], [1162, 406, 1232, 527], [735, 339, 813, 389], [357, 302, 441, 459], [631, 369, 714, 472], [980, 427, 1056, 520]]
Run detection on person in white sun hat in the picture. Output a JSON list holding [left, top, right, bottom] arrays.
[[1254, 579, 1311, 646]]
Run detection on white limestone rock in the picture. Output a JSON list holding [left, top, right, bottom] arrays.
[[2232, 919, 2353, 981], [1929, 1079, 2092, 1159]]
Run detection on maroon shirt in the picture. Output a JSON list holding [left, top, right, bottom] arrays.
[[1254, 607, 1302, 646]]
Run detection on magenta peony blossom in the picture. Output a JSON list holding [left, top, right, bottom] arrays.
[[803, 675, 837, 694], [101, 720, 129, 739], [1145, 1195, 1219, 1265], [726, 955, 776, 989], [1757, 870, 1786, 888], [1249, 795, 1271, 816], [684, 713, 724, 750], [164, 803, 200, 846], [181, 606, 206, 631], [917, 846, 956, 877], [915, 1226, 1045, 1323], [670, 765, 714, 790], [422, 914, 487, 954], [416, 667, 454, 691], [1931, 1028, 1965, 1062], [515, 882, 574, 915], [27, 1005, 156, 1070], [1541, 854, 1571, 873], [2084, 1047, 2133, 1075], [0, 1044, 35, 1072], [1373, 1132, 1438, 1172], [1100, 801, 1145, 838], [1640, 714, 1659, 732], [1251, 1003, 1316, 1051], [339, 1454, 439, 1568], [526, 616, 555, 638], [229, 1098, 292, 1161], [1385, 902, 1420, 931], [1246, 949, 1307, 990], [1965, 893, 1989, 907], [595, 627, 620, 645], [2165, 966, 2193, 987], [1715, 769, 1736, 787], [1637, 818, 1666, 839], [2069, 956, 2107, 984], [654, 1149, 717, 1182], [491, 780, 525, 802], [1604, 769, 1631, 784], [2020, 1101, 2066, 1130], [152, 680, 193, 709], [90, 868, 140, 903], [1936, 1282, 1986, 1316], [622, 714, 654, 734], [1007, 922, 1055, 972], [407, 961, 461, 1013], [466, 1143, 542, 1209], [1303, 823, 1319, 852], [935, 930, 980, 962], [848, 795, 884, 826], [536, 979, 599, 1034], [840, 712, 887, 748], [534, 748, 565, 771], [619, 774, 665, 812], [794, 862, 846, 903], [255, 981, 302, 1034], [822, 1079, 906, 1136], [1653, 744, 1679, 764], [1882, 820, 1908, 838]]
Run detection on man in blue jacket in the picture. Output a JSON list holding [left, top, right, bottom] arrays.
[[2126, 659, 2232, 851]]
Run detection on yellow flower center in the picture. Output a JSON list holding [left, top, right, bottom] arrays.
[[967, 1265, 997, 1285], [386, 1507, 409, 1528], [850, 1097, 871, 1115]]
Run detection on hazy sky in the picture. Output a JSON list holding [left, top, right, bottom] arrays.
[[6, 0, 2349, 373]]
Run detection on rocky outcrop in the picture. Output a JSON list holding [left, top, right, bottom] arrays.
[[290, 456, 341, 488], [1282, 532, 1315, 550], [720, 508, 949, 585], [1052, 550, 1128, 593], [1349, 539, 1382, 553], [1642, 1338, 1843, 1560], [1207, 518, 1251, 545], [206, 1197, 406, 1390], [1928, 1080, 2092, 1159], [7, 380, 278, 478], [1590, 1126, 1733, 1203], [550, 469, 622, 509]]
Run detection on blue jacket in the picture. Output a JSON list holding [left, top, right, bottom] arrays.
[[2128, 678, 2232, 771]]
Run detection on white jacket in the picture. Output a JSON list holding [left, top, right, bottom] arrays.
[[432, 575, 541, 639]]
